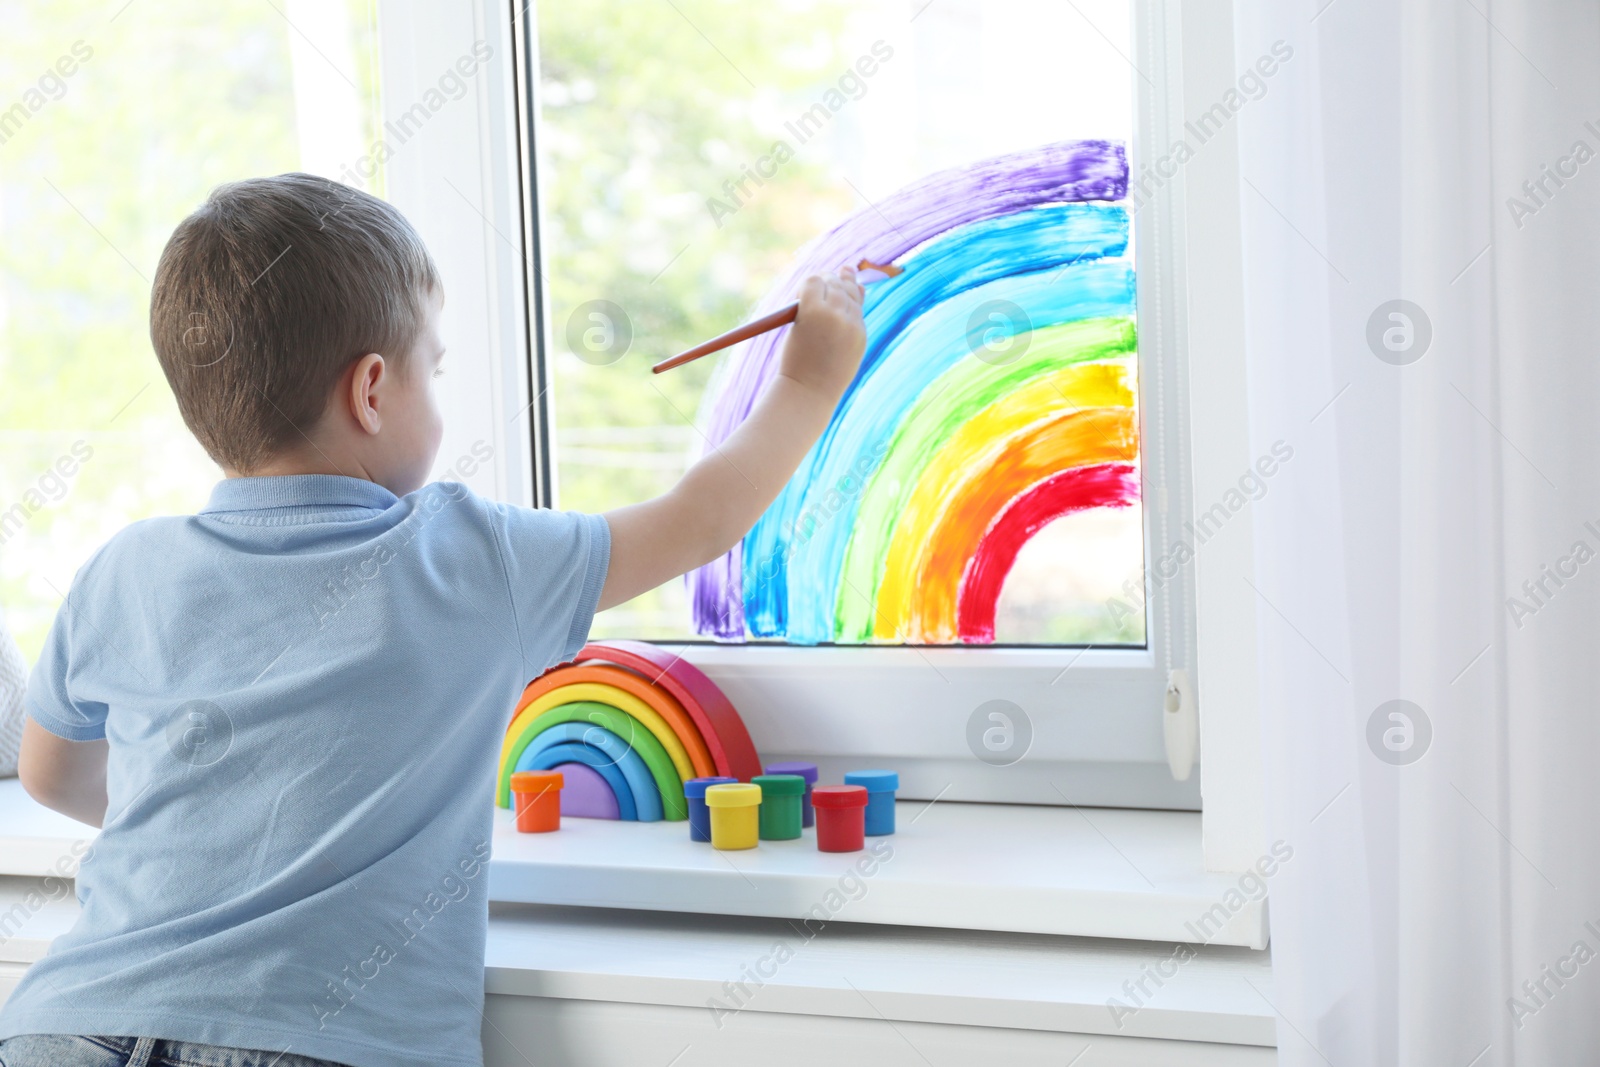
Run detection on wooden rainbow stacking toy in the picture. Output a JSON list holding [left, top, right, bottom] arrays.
[[496, 640, 761, 823]]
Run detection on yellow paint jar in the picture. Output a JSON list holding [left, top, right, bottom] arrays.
[[705, 782, 762, 851]]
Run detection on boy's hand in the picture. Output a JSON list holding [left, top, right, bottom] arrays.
[[777, 266, 866, 399]]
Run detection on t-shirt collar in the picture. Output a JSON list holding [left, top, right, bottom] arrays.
[[201, 474, 400, 514]]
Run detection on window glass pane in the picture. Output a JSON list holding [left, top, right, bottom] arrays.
[[0, 1, 381, 660], [537, 0, 1139, 646]]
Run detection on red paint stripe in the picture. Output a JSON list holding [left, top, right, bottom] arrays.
[[956, 464, 1140, 643]]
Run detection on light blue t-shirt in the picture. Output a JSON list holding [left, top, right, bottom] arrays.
[[0, 475, 610, 1067]]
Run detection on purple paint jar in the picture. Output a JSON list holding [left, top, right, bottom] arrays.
[[764, 762, 819, 827]]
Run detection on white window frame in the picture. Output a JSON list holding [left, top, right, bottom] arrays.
[[375, 0, 1266, 869]]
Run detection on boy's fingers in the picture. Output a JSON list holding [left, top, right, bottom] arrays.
[[798, 273, 828, 310], [798, 270, 864, 318], [816, 270, 861, 310], [836, 264, 865, 302], [829, 279, 862, 307]]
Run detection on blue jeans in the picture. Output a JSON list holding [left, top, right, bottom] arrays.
[[0, 1035, 349, 1067]]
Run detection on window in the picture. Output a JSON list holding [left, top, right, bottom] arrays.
[[519, 0, 1199, 806], [0, 0, 382, 661], [532, 0, 1145, 648]]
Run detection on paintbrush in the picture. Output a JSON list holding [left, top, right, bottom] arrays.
[[650, 259, 901, 374]]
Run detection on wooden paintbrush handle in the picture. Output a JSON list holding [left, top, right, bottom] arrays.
[[651, 301, 799, 374], [650, 258, 898, 374]]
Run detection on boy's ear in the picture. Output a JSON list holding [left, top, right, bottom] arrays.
[[348, 353, 386, 436]]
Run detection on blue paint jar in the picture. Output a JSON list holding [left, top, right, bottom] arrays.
[[844, 770, 899, 836], [763, 761, 819, 828], [684, 777, 739, 842]]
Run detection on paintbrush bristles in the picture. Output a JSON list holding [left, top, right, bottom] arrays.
[[856, 258, 902, 277]]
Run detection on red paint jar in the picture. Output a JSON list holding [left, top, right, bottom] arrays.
[[811, 784, 868, 852], [511, 770, 563, 833]]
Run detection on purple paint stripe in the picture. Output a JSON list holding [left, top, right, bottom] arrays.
[[688, 139, 1128, 638]]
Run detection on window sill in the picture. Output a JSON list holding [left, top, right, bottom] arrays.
[[0, 779, 92, 881], [0, 780, 1268, 949], [486, 800, 1268, 948]]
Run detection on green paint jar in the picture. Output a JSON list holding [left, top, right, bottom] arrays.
[[752, 774, 806, 840]]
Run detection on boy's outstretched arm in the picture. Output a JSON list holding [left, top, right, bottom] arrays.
[[599, 267, 866, 613]]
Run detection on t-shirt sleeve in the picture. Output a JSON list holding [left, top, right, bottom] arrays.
[[484, 503, 611, 676], [26, 584, 111, 742]]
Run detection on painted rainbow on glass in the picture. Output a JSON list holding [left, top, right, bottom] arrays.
[[690, 140, 1139, 645]]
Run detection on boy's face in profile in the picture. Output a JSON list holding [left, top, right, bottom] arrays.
[[367, 285, 447, 496]]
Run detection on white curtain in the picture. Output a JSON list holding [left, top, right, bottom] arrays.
[[1235, 0, 1600, 1063]]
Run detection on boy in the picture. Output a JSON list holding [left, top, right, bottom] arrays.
[[0, 173, 864, 1067]]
